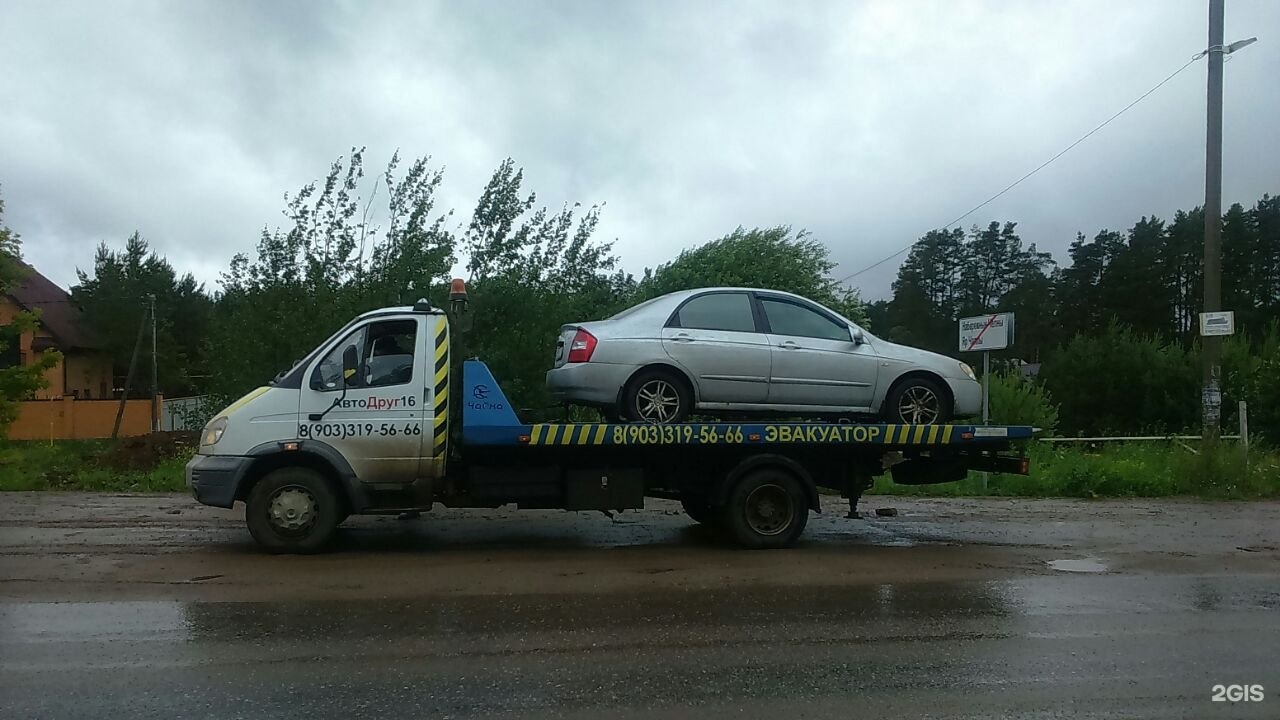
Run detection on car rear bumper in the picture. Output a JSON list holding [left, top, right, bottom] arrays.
[[546, 362, 637, 407], [947, 377, 983, 418], [186, 453, 252, 508]]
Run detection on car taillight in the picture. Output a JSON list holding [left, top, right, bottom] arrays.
[[567, 329, 597, 363]]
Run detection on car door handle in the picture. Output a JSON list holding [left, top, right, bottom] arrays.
[[778, 341, 800, 349], [671, 333, 694, 343]]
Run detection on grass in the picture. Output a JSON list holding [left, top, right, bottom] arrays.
[[0, 438, 190, 492], [869, 440, 1280, 499]]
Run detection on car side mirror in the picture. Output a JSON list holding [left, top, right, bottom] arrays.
[[341, 345, 359, 386], [852, 328, 865, 345]]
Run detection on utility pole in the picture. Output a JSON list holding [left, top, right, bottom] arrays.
[[112, 301, 149, 439], [1201, 0, 1224, 441], [149, 293, 159, 433]]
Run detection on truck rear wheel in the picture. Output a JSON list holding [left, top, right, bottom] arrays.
[[722, 468, 808, 549], [246, 467, 342, 554]]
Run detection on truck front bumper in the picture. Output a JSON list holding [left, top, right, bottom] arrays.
[[185, 454, 252, 508]]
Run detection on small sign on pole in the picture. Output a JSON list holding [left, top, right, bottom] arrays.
[[959, 313, 1014, 353], [1199, 311, 1235, 336], [960, 312, 1013, 492]]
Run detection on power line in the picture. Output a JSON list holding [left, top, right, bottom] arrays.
[[837, 55, 1202, 285]]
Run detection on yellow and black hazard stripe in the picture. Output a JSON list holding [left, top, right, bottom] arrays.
[[529, 424, 609, 446], [432, 319, 449, 460], [881, 424, 954, 444]]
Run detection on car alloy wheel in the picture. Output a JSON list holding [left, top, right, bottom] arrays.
[[898, 385, 940, 424], [635, 378, 681, 423]]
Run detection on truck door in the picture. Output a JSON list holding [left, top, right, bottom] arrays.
[[299, 316, 427, 484]]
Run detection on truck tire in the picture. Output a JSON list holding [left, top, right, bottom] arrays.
[[622, 368, 691, 424], [246, 467, 343, 554], [885, 376, 951, 425], [722, 468, 809, 549], [680, 494, 718, 525]]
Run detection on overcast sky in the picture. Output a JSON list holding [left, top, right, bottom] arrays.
[[2, 0, 1276, 300]]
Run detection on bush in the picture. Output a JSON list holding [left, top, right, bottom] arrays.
[[986, 372, 1058, 434], [1040, 321, 1197, 435], [1229, 321, 1280, 442]]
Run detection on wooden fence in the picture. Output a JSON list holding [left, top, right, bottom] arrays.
[[7, 397, 162, 441]]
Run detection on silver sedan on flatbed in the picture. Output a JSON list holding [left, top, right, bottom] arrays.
[[547, 287, 981, 424]]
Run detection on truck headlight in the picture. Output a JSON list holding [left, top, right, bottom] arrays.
[[202, 417, 228, 447], [959, 362, 976, 381]]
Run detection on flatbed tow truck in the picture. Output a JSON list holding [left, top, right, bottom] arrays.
[[187, 281, 1035, 552]]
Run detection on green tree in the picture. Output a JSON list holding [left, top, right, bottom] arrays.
[[1056, 230, 1113, 339], [884, 228, 967, 352], [1253, 195, 1280, 328], [635, 226, 868, 326], [72, 234, 214, 396], [1222, 197, 1280, 338], [885, 222, 1053, 359], [463, 159, 633, 409], [1162, 207, 1204, 339], [958, 221, 1051, 314], [211, 149, 457, 397], [1103, 216, 1173, 337], [0, 188, 60, 431]]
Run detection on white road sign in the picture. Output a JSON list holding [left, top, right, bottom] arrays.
[[959, 313, 1013, 352], [1199, 311, 1235, 337]]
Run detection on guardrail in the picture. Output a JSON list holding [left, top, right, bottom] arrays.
[[1035, 401, 1251, 458], [1039, 435, 1241, 442]]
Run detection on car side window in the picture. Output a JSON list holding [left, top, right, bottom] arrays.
[[760, 298, 851, 342], [671, 293, 757, 333], [310, 319, 417, 391]]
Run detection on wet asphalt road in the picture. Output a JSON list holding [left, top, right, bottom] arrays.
[[1, 493, 1278, 718]]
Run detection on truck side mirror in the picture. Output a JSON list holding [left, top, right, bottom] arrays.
[[342, 345, 359, 386]]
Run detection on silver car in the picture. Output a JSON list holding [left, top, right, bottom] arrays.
[[546, 287, 981, 424]]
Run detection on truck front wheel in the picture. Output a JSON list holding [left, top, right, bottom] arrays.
[[722, 468, 809, 549], [246, 467, 343, 554]]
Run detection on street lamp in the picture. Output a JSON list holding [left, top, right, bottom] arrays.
[[1200, 0, 1258, 441]]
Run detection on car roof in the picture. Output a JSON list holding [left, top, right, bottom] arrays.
[[651, 287, 822, 304], [660, 284, 808, 298], [604, 287, 843, 326]]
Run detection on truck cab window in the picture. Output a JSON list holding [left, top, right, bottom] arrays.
[[311, 319, 417, 391]]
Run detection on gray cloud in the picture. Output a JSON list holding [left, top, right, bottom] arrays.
[[2, 0, 1276, 300]]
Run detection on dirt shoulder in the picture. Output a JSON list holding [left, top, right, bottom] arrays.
[[1, 492, 1276, 603]]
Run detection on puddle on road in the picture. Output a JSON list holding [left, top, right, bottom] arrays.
[[1046, 558, 1109, 573]]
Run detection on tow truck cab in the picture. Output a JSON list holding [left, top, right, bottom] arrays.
[[188, 282, 1034, 552]]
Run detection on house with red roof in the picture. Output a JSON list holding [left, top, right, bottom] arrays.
[[0, 264, 112, 399]]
